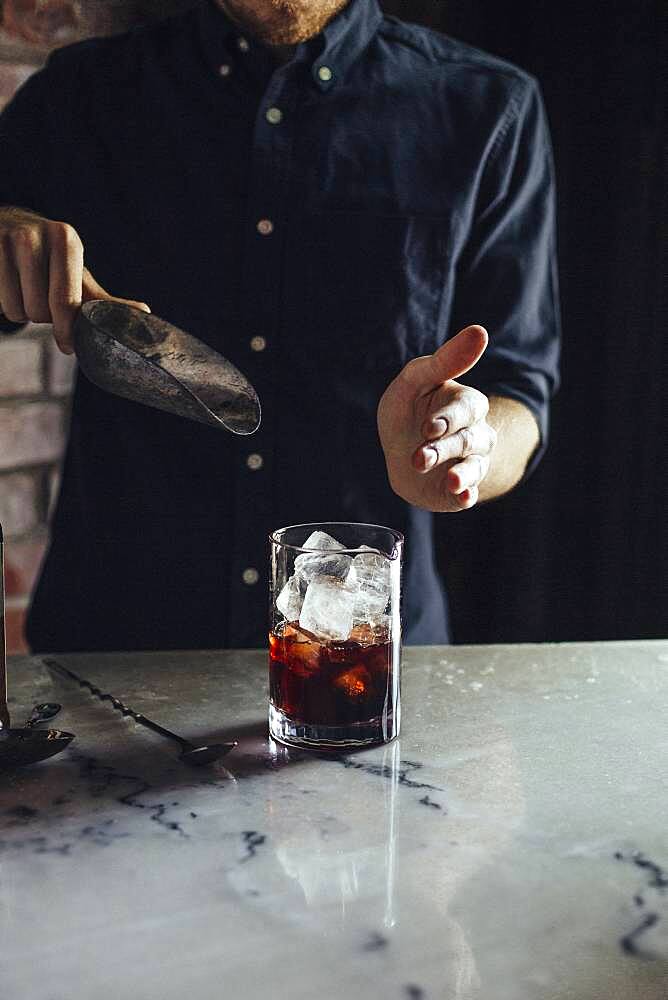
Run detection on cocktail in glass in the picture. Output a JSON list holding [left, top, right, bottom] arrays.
[[268, 522, 402, 749]]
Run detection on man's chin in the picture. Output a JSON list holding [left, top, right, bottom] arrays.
[[217, 0, 349, 47]]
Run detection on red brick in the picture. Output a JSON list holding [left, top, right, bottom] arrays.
[[5, 601, 29, 655], [1, 0, 83, 49], [0, 336, 43, 396], [0, 401, 65, 470], [47, 337, 76, 394], [0, 62, 36, 108], [0, 470, 41, 536], [3, 535, 46, 598]]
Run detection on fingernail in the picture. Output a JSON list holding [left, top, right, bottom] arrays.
[[431, 418, 447, 435], [423, 447, 437, 470]]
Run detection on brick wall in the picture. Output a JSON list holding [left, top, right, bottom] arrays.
[[0, 332, 74, 652], [0, 52, 71, 651], [0, 13, 80, 651], [0, 3, 191, 650]]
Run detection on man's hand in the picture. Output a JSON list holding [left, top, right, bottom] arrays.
[[0, 206, 150, 354], [377, 325, 497, 512]]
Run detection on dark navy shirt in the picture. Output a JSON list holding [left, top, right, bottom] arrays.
[[0, 0, 560, 652]]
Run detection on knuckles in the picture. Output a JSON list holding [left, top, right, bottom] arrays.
[[12, 225, 41, 254], [48, 221, 83, 254], [458, 426, 476, 456], [442, 385, 489, 430]]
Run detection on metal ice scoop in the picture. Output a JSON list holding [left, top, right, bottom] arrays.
[[73, 300, 261, 435]]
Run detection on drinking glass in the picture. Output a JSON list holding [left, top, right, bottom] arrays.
[[268, 522, 403, 749]]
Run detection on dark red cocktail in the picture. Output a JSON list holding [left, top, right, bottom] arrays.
[[269, 621, 396, 731], [268, 523, 403, 749]]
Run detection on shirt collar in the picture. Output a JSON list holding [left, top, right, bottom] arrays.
[[196, 0, 383, 89]]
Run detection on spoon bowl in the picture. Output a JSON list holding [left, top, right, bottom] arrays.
[[0, 728, 74, 768], [179, 742, 238, 766], [24, 702, 62, 728]]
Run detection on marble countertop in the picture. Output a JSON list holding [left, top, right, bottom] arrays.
[[1, 641, 667, 1000]]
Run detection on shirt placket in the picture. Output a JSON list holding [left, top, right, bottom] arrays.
[[227, 59, 300, 646]]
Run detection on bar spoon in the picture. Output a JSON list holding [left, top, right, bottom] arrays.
[[45, 659, 237, 766], [0, 525, 75, 768], [23, 703, 62, 728]]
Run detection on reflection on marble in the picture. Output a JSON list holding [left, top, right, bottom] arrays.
[[1, 641, 667, 999]]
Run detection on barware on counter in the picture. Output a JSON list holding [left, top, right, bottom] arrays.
[[269, 522, 403, 750]]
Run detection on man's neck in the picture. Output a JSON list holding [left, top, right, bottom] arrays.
[[217, 0, 350, 48]]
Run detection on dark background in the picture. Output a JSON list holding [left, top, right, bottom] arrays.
[[382, 0, 667, 643], [2, 0, 665, 645]]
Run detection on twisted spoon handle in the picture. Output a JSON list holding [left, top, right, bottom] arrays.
[[44, 658, 191, 751]]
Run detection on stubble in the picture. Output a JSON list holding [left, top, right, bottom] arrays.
[[217, 0, 351, 46]]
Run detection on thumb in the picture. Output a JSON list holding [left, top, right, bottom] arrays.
[[430, 325, 488, 383], [82, 267, 151, 314]]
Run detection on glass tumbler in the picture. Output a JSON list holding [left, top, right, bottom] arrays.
[[268, 522, 403, 749]]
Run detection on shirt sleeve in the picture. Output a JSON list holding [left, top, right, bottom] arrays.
[[0, 66, 49, 329], [449, 76, 561, 478], [0, 54, 75, 329], [0, 62, 51, 215]]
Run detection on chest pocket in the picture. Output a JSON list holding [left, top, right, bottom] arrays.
[[282, 212, 451, 383]]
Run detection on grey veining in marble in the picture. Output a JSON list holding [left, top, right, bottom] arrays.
[[1, 641, 667, 1000]]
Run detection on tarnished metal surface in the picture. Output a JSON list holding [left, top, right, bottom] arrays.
[[74, 300, 261, 435]]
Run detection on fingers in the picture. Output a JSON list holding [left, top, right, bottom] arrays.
[[428, 325, 488, 384], [81, 270, 150, 314], [396, 325, 488, 395], [413, 420, 497, 472], [47, 223, 85, 354], [0, 208, 151, 356], [421, 383, 489, 440], [450, 485, 479, 511], [0, 233, 27, 322], [50, 248, 151, 354], [447, 454, 490, 494], [15, 227, 51, 323]]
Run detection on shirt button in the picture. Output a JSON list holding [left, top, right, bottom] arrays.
[[250, 336, 267, 352], [246, 453, 264, 471], [242, 567, 259, 585], [237, 37, 250, 52], [219, 63, 232, 77], [257, 218, 274, 236], [318, 66, 333, 82], [265, 107, 283, 125]]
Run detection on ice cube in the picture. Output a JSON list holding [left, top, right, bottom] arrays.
[[300, 530, 345, 552], [297, 552, 355, 584], [350, 615, 391, 645], [299, 574, 356, 641], [280, 622, 321, 674], [352, 549, 392, 617], [295, 531, 355, 584], [276, 574, 305, 622], [334, 664, 372, 699]]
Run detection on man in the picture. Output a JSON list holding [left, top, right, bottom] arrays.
[[0, 0, 560, 651]]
